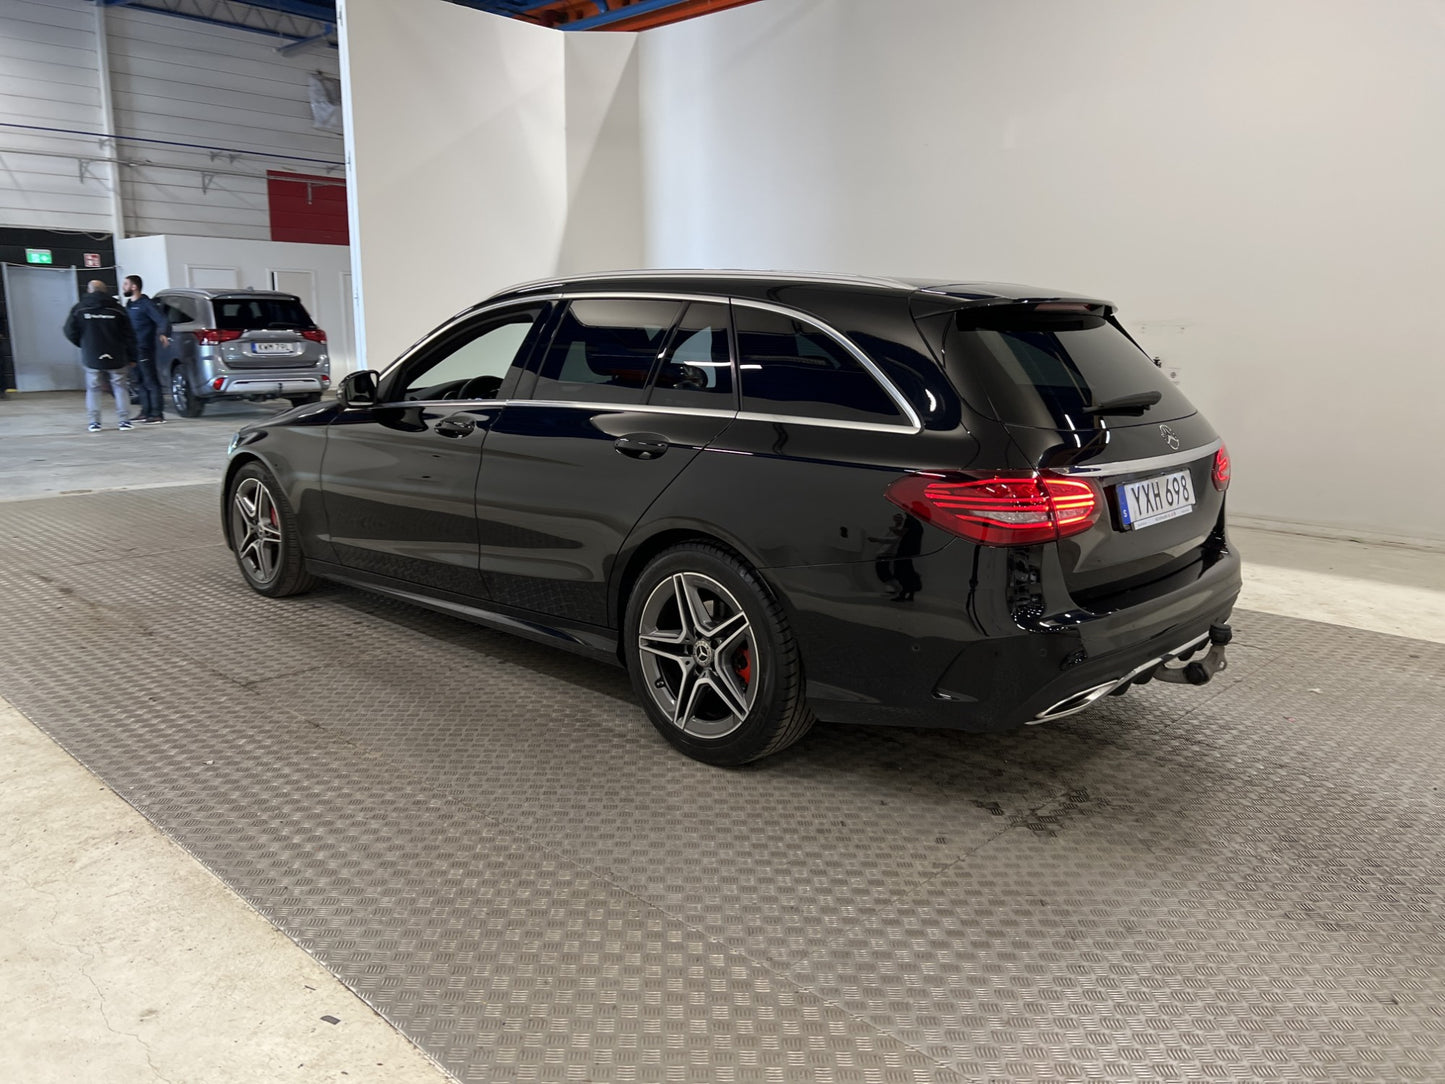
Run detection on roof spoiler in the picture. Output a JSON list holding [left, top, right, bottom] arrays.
[[910, 290, 1116, 326]]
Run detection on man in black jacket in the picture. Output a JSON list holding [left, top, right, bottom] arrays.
[[64, 280, 139, 432], [122, 274, 171, 424]]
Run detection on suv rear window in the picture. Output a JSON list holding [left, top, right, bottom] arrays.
[[942, 313, 1195, 428], [213, 297, 316, 331]]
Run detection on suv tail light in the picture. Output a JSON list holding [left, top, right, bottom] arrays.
[[194, 329, 242, 344], [302, 329, 327, 343], [1212, 444, 1231, 491], [886, 472, 1101, 547]]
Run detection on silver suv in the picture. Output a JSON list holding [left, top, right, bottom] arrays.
[[153, 288, 331, 416]]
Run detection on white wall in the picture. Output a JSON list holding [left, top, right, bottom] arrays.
[[338, 0, 643, 369], [114, 234, 357, 371], [638, 0, 1445, 544]]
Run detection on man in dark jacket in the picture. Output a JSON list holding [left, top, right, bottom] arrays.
[[63, 280, 138, 432], [122, 274, 171, 424]]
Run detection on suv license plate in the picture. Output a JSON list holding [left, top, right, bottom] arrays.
[[1117, 469, 1196, 530], [251, 342, 296, 354]]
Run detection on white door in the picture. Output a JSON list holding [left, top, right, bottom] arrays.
[[187, 265, 239, 289], [269, 269, 318, 323], [2, 264, 82, 391]]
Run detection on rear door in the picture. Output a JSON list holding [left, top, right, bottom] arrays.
[[932, 305, 1227, 603], [477, 297, 737, 626]]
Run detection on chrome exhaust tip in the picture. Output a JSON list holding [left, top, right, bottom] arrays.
[[1031, 631, 1221, 723]]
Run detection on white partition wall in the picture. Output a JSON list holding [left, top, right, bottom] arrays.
[[338, 0, 645, 369], [638, 0, 1445, 544], [340, 0, 1445, 544]]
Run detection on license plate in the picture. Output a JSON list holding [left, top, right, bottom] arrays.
[[251, 342, 297, 354], [1117, 469, 1196, 530]]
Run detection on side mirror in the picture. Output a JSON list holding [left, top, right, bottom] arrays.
[[338, 369, 379, 409]]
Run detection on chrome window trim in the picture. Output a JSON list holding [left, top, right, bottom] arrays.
[[1053, 439, 1223, 478], [486, 400, 921, 435], [509, 399, 736, 420], [730, 411, 920, 435], [728, 298, 922, 431], [376, 289, 921, 433]]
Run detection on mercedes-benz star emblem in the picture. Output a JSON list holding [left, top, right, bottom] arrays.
[[1159, 424, 1180, 451]]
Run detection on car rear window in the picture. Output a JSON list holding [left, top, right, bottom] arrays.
[[213, 297, 316, 331], [942, 313, 1195, 428]]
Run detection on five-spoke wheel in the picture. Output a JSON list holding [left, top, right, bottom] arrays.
[[226, 462, 315, 597], [625, 544, 813, 765], [636, 571, 758, 740]]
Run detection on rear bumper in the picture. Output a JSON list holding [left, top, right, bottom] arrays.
[[769, 538, 1241, 731], [203, 375, 326, 398]]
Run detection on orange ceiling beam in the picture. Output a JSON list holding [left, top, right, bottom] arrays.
[[521, 0, 762, 32]]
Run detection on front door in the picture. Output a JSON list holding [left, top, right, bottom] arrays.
[[318, 303, 550, 598], [478, 298, 738, 627]]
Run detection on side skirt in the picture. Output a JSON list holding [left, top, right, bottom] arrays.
[[303, 560, 622, 666]]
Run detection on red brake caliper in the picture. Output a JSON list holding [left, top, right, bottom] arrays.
[[734, 647, 752, 686]]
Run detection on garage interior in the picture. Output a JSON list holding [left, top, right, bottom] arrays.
[[2, 1, 1443, 1082]]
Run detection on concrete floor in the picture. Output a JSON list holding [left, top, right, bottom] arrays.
[[2, 390, 1441, 1082]]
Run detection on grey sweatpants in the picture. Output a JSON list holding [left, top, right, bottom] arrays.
[[84, 367, 130, 427]]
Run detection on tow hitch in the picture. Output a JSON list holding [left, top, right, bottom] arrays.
[[1153, 623, 1232, 686]]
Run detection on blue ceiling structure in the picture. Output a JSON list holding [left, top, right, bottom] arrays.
[[96, 0, 724, 48]]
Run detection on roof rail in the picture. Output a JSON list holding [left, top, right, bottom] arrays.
[[502, 268, 917, 294]]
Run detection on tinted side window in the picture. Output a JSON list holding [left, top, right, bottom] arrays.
[[397, 306, 546, 401], [648, 302, 734, 410], [734, 306, 904, 424], [161, 298, 197, 324], [533, 298, 683, 406]]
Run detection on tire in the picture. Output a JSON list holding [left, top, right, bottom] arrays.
[[289, 393, 322, 408], [226, 462, 317, 597], [171, 366, 205, 417], [623, 543, 814, 766]]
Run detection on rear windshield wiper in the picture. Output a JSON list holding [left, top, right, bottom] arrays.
[[1081, 390, 1163, 416]]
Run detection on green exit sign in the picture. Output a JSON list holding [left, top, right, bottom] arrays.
[[25, 249, 52, 265]]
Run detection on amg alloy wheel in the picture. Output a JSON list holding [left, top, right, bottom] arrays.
[[625, 544, 813, 765], [227, 462, 315, 597]]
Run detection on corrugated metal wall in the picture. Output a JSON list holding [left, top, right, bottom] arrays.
[[0, 0, 111, 230], [0, 0, 345, 239], [106, 4, 345, 238]]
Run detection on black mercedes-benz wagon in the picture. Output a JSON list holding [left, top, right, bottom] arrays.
[[223, 271, 1240, 765]]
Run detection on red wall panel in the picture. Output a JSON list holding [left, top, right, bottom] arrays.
[[267, 171, 349, 246]]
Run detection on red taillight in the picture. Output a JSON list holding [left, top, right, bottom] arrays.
[[193, 328, 242, 344], [211, 377, 225, 390], [1212, 444, 1231, 491], [302, 329, 327, 343], [886, 473, 1101, 547]]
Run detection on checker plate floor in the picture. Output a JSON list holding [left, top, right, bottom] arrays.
[[2, 484, 1442, 1082]]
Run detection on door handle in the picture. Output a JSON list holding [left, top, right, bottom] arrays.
[[615, 433, 669, 460], [435, 414, 476, 438]]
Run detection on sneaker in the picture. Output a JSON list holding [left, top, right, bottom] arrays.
[[138, 416, 161, 425], [87, 422, 102, 433], [117, 421, 134, 431]]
